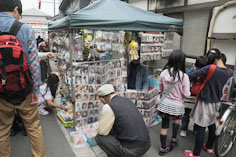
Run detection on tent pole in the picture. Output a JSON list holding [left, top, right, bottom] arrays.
[[69, 28, 76, 130]]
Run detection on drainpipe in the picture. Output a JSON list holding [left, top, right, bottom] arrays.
[[207, 0, 236, 50]]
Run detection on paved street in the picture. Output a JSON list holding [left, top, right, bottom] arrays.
[[10, 109, 235, 157]]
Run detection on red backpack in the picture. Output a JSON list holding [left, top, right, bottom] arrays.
[[0, 20, 32, 105]]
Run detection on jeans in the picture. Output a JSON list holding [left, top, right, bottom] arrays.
[[95, 134, 151, 157], [193, 124, 216, 156], [181, 108, 192, 131]]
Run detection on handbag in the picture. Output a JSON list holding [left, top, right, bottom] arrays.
[[156, 82, 177, 106], [191, 77, 203, 96]]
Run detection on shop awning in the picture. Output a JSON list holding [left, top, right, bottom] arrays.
[[48, 16, 70, 31], [69, 0, 183, 33]]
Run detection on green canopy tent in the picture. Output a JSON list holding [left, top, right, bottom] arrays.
[[49, 0, 183, 33], [48, 0, 184, 128], [48, 16, 70, 31], [69, 0, 183, 33]]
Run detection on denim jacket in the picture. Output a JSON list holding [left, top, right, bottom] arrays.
[[128, 63, 148, 91], [0, 12, 41, 93]]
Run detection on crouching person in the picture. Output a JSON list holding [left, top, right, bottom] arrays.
[[96, 84, 151, 157]]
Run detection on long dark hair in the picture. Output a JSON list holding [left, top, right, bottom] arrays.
[[163, 50, 186, 82], [46, 74, 59, 98]]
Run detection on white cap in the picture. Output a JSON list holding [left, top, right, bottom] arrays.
[[97, 84, 115, 97]]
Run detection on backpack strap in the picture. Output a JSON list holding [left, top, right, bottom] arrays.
[[228, 68, 233, 76], [9, 20, 23, 36], [195, 64, 216, 101]]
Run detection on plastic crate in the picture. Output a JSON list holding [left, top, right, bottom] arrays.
[[57, 113, 74, 127]]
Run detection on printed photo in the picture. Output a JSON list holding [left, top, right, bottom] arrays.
[[95, 101, 100, 108], [96, 77, 102, 84], [94, 109, 99, 116], [82, 94, 89, 101], [82, 67, 88, 75], [117, 69, 121, 77], [144, 111, 150, 118], [89, 94, 95, 101], [88, 76, 95, 84], [82, 111, 88, 118], [76, 120, 82, 128], [89, 66, 96, 74], [122, 77, 127, 84], [76, 85, 82, 93], [88, 102, 94, 109], [88, 85, 94, 93], [82, 85, 88, 93], [88, 110, 94, 117], [82, 102, 88, 110], [76, 103, 81, 111], [115, 60, 121, 68], [121, 59, 127, 68], [76, 112, 81, 119], [82, 75, 88, 85], [76, 94, 81, 101]]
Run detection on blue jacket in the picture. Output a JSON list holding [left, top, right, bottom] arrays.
[[0, 12, 41, 93]]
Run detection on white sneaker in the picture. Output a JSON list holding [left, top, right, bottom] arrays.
[[180, 130, 187, 137], [39, 107, 49, 116]]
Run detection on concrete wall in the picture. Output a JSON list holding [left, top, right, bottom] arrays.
[[182, 11, 211, 57], [213, 6, 236, 34], [211, 40, 236, 65], [188, 0, 218, 5], [128, 0, 148, 10], [156, 0, 184, 9], [210, 5, 236, 66]]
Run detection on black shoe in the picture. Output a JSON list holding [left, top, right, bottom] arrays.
[[170, 138, 178, 148], [159, 146, 171, 156], [22, 128, 27, 136], [10, 129, 18, 136]]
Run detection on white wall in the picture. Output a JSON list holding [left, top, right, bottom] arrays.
[[211, 40, 236, 65], [213, 6, 236, 34], [188, 0, 218, 5], [128, 0, 148, 10]]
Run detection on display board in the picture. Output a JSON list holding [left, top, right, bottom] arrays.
[[140, 32, 174, 61], [125, 88, 159, 126], [73, 59, 127, 131]]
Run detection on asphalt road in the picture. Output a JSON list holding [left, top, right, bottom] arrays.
[[9, 109, 236, 157]]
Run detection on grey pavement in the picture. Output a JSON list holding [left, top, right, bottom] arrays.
[[10, 109, 236, 157]]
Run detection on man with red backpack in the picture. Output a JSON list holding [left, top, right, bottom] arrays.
[[0, 0, 45, 156]]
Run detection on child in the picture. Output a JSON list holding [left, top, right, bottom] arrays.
[[38, 73, 65, 115], [184, 48, 231, 157], [157, 50, 191, 155], [180, 56, 206, 137]]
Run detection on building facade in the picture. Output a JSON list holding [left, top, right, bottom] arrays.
[[21, 8, 52, 39], [125, 0, 236, 65]]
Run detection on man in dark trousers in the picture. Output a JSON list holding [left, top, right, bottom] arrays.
[[0, 0, 45, 156], [96, 84, 151, 157]]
